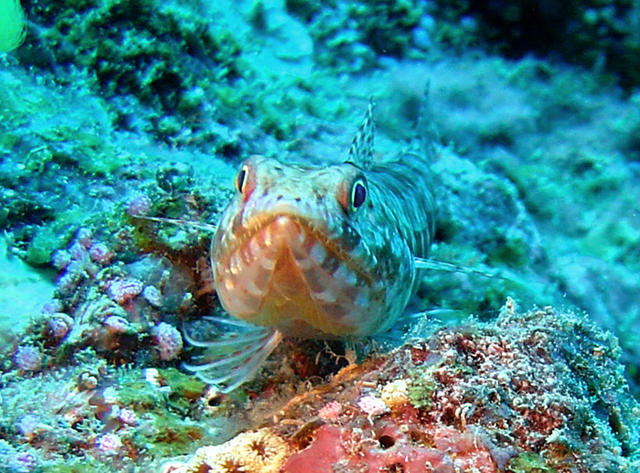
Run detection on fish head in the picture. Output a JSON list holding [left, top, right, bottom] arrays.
[[211, 155, 390, 338]]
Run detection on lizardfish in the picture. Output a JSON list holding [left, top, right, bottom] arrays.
[[184, 102, 436, 391]]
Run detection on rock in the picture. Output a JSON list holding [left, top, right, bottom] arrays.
[[169, 301, 640, 472]]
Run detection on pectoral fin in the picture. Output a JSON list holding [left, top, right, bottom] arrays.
[[182, 316, 282, 392]]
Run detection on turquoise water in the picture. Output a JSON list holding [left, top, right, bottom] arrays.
[[0, 1, 638, 471]]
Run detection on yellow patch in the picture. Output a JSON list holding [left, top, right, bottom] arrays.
[[0, 0, 26, 53]]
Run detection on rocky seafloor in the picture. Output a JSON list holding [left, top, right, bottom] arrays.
[[0, 0, 639, 471], [164, 301, 638, 473]]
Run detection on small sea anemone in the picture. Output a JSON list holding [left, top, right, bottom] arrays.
[[127, 193, 152, 217], [95, 433, 122, 455], [107, 278, 144, 305], [47, 313, 74, 340], [76, 227, 93, 248], [380, 379, 410, 409], [142, 285, 163, 307], [116, 407, 138, 426], [88, 242, 113, 264], [357, 394, 387, 417], [103, 315, 131, 334], [317, 400, 342, 421], [13, 346, 43, 372], [51, 249, 72, 270]]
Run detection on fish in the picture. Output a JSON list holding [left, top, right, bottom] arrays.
[[183, 101, 437, 392]]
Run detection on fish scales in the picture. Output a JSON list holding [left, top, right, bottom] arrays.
[[210, 105, 435, 341]]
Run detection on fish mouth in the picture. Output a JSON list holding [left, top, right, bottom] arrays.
[[213, 213, 374, 336]]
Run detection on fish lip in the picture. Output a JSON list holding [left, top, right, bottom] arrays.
[[215, 211, 373, 285]]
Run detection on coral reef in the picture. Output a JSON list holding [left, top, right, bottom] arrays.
[[428, 0, 640, 89], [0, 357, 245, 471], [167, 302, 640, 473], [19, 0, 245, 140], [0, 0, 639, 471], [285, 0, 430, 72]]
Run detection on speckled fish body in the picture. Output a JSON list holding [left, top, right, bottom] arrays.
[[211, 105, 435, 340]]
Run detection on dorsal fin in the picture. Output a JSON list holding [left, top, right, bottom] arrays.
[[347, 99, 375, 169]]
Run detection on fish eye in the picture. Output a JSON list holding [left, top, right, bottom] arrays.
[[350, 178, 367, 211], [235, 164, 249, 194]]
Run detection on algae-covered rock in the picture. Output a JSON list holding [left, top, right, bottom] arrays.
[[285, 0, 429, 72], [19, 0, 246, 138], [428, 0, 640, 89], [169, 302, 640, 472]]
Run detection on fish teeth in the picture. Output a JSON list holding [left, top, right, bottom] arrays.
[[245, 279, 264, 297], [309, 243, 327, 265], [249, 237, 262, 257], [275, 215, 289, 229], [263, 225, 273, 247], [354, 289, 369, 308], [296, 257, 313, 270], [313, 289, 336, 303], [260, 256, 275, 270], [224, 277, 235, 291], [229, 253, 242, 275], [333, 263, 357, 286]]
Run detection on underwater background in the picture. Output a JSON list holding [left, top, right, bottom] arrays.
[[0, 0, 639, 471]]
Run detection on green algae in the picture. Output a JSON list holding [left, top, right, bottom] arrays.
[[24, 221, 74, 266], [406, 364, 440, 409], [507, 452, 557, 473], [45, 459, 105, 473], [130, 411, 209, 458], [117, 379, 160, 411], [407, 375, 435, 409], [161, 367, 207, 404], [429, 0, 640, 89], [21, 0, 247, 139]]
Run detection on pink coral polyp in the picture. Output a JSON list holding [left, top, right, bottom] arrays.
[[89, 242, 113, 264], [95, 433, 122, 455], [13, 346, 43, 372], [107, 278, 144, 305], [357, 395, 387, 417], [318, 401, 342, 421], [152, 322, 183, 361], [103, 315, 130, 334]]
